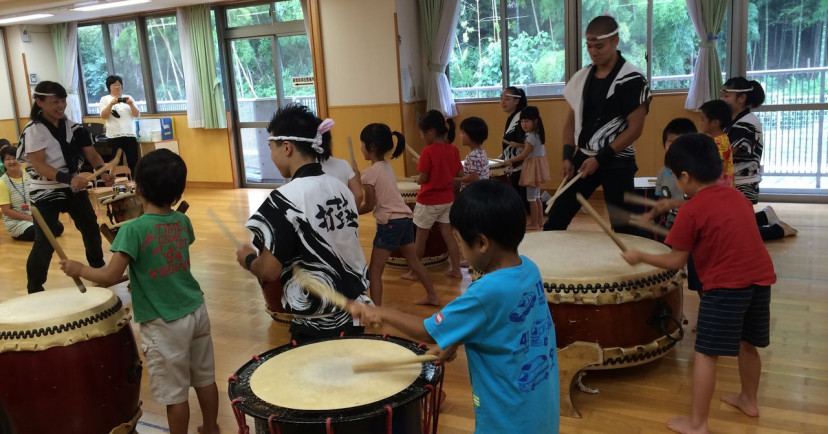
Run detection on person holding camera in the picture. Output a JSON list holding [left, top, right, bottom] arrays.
[[100, 75, 140, 172]]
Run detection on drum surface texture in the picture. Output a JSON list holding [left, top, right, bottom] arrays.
[[0, 287, 142, 434], [514, 231, 684, 368], [228, 334, 443, 434], [387, 182, 448, 268]]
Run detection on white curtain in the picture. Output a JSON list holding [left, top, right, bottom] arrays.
[[420, 0, 460, 117], [177, 8, 204, 128], [685, 0, 727, 110], [50, 23, 82, 123]]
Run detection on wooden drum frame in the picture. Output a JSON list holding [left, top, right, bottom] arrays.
[[386, 182, 448, 268], [228, 334, 443, 434], [0, 287, 143, 433], [102, 192, 144, 226]]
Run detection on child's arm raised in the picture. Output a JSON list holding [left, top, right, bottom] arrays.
[[358, 184, 376, 215], [621, 247, 688, 271], [60, 252, 130, 287]]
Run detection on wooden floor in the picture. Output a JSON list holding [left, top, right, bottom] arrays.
[[1, 187, 826, 433]]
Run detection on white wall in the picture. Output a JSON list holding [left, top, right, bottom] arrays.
[[395, 0, 425, 103], [0, 28, 15, 120], [319, 0, 400, 106], [5, 24, 58, 118]]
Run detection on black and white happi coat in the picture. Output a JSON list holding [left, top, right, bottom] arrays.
[[564, 53, 651, 164], [726, 110, 764, 203], [246, 163, 371, 334], [17, 118, 92, 203]]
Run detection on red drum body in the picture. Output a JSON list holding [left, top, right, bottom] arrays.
[[0, 287, 142, 433], [228, 334, 443, 434], [261, 280, 294, 325], [387, 182, 448, 268], [102, 192, 143, 225]]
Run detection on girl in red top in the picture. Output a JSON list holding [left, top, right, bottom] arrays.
[[402, 110, 463, 280]]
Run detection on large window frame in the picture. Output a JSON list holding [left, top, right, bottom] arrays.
[[77, 12, 186, 116], [451, 0, 728, 101]]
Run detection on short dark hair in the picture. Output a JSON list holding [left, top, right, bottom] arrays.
[[722, 76, 765, 108], [267, 103, 332, 161], [360, 123, 405, 159], [417, 110, 456, 143], [449, 179, 525, 252], [0, 145, 17, 162], [661, 118, 697, 145], [664, 133, 722, 183], [135, 149, 187, 207], [586, 16, 619, 37], [699, 99, 732, 131], [30, 81, 68, 120], [105, 75, 123, 92], [459, 117, 488, 145]]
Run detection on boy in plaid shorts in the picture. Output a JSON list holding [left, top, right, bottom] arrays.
[[622, 133, 775, 434]]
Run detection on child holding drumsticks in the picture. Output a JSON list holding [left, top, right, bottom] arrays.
[[357, 123, 438, 306], [622, 134, 775, 434], [350, 180, 560, 433], [504, 106, 551, 230], [60, 149, 219, 434], [401, 110, 463, 280]]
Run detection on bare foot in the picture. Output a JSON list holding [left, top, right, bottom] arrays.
[[415, 296, 441, 306], [444, 269, 462, 279], [401, 271, 418, 281], [721, 393, 760, 417], [667, 416, 708, 434]]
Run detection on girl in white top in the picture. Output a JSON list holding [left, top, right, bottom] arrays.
[[321, 155, 364, 207], [357, 123, 438, 306], [100, 75, 140, 172]]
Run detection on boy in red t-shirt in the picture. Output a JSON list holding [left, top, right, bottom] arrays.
[[402, 110, 463, 279], [622, 133, 776, 434]]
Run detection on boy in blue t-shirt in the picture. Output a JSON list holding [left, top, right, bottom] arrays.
[[350, 179, 559, 433]]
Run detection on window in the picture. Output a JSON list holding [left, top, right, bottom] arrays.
[[225, 1, 303, 27], [78, 15, 188, 115], [450, 0, 729, 99]]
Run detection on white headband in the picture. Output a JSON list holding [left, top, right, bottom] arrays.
[[586, 28, 618, 41], [268, 118, 335, 154], [722, 86, 753, 93], [502, 93, 522, 98], [32, 91, 57, 97]]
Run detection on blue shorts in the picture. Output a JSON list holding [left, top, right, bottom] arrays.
[[695, 285, 771, 356], [373, 217, 416, 250]]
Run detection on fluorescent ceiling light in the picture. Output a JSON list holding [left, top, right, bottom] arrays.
[[0, 14, 54, 24], [71, 0, 151, 12]]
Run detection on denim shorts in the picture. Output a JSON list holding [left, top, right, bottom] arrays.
[[374, 217, 416, 250]]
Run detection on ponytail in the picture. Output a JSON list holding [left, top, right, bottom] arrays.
[[446, 118, 456, 143], [722, 77, 765, 109], [390, 131, 406, 159], [417, 110, 455, 143], [360, 123, 406, 159], [746, 80, 765, 108]]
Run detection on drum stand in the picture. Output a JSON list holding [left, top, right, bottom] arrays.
[[557, 342, 602, 418]]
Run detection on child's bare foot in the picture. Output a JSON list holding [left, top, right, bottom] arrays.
[[444, 269, 462, 279], [720, 393, 759, 417], [414, 296, 441, 306], [667, 416, 708, 434], [401, 270, 418, 281]]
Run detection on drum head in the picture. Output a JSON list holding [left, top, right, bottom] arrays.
[[520, 231, 670, 285], [229, 335, 443, 423], [102, 192, 136, 205], [0, 287, 114, 324]]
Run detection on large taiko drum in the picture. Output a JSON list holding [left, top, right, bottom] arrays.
[[525, 232, 685, 369], [228, 334, 443, 434], [387, 181, 448, 268], [487, 159, 510, 183], [0, 287, 143, 433], [261, 280, 294, 326], [102, 192, 143, 226]]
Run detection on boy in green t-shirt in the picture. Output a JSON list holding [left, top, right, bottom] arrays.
[[61, 149, 219, 434]]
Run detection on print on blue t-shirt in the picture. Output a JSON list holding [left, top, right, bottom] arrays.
[[423, 256, 560, 433]]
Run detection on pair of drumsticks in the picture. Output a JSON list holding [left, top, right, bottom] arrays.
[[207, 208, 434, 372], [576, 192, 670, 253]]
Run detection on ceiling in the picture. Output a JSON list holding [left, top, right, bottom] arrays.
[[0, 0, 225, 25]]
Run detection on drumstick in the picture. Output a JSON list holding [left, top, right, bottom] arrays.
[[347, 136, 359, 172], [352, 354, 439, 373], [575, 193, 628, 252], [607, 203, 670, 237], [291, 266, 349, 309], [501, 138, 512, 146], [31, 206, 87, 293], [207, 208, 242, 249], [623, 192, 659, 208], [86, 148, 123, 181], [544, 172, 583, 214], [405, 144, 420, 160]]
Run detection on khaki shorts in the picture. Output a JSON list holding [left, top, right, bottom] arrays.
[[413, 202, 452, 229], [140, 303, 216, 405]]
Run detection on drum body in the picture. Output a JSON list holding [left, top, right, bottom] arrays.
[[387, 182, 448, 268], [261, 280, 294, 325], [0, 287, 142, 434], [487, 159, 510, 183], [475, 232, 685, 369], [228, 335, 443, 434], [103, 192, 143, 225]]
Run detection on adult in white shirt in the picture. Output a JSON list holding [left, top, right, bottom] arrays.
[[320, 155, 363, 208], [100, 75, 140, 172]]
